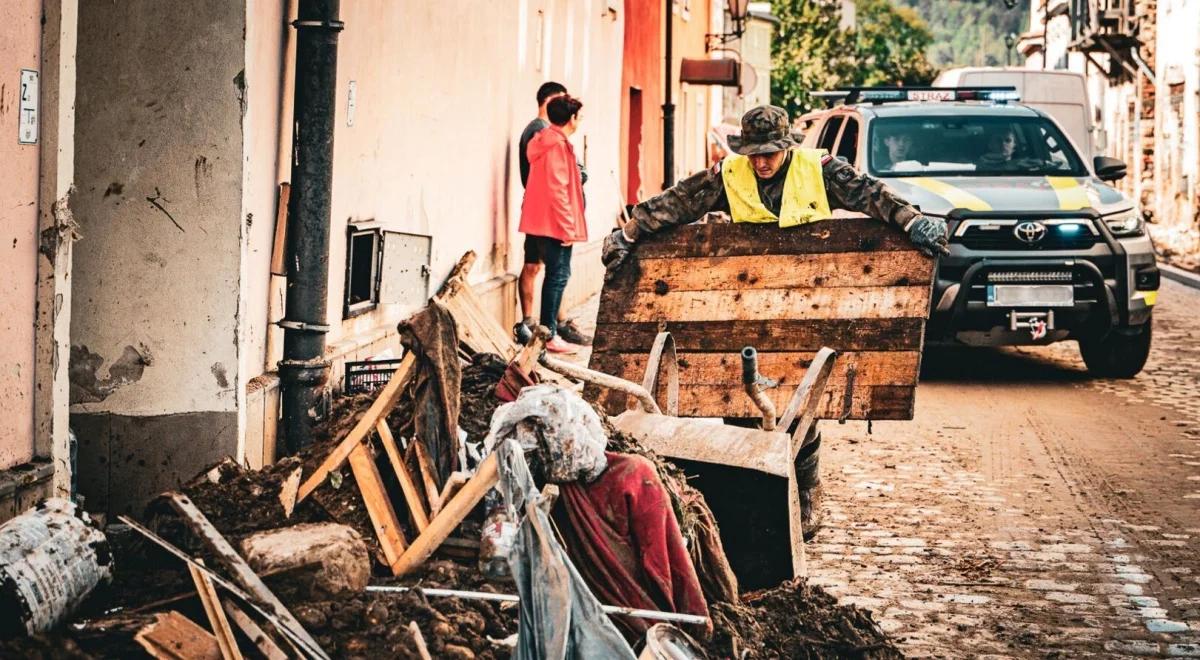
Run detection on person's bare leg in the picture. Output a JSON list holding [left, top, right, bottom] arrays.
[[519, 263, 541, 320]]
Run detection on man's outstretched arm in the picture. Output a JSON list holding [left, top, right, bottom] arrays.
[[822, 156, 949, 257]]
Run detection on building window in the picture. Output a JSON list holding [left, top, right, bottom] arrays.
[[344, 226, 382, 318]]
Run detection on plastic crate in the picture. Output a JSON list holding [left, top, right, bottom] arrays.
[[344, 358, 407, 395]]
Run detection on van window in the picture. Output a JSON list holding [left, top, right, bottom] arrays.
[[818, 116, 844, 152], [836, 118, 860, 165]]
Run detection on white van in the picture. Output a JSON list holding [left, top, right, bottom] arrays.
[[935, 67, 1096, 160]]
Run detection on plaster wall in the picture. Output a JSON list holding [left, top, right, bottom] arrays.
[[236, 0, 627, 367], [1154, 0, 1199, 228], [0, 0, 42, 470], [71, 0, 246, 512]]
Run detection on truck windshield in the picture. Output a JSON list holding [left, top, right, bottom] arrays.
[[868, 115, 1087, 177]]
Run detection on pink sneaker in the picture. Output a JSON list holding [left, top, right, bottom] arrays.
[[545, 336, 581, 355]]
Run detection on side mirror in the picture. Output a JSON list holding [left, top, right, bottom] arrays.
[[1094, 156, 1127, 182]]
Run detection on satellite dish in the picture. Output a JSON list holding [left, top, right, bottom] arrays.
[[739, 62, 758, 98]]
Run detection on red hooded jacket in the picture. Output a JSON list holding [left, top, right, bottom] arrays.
[[519, 125, 587, 243]]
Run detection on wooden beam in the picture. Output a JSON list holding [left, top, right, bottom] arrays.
[[628, 252, 932, 292], [626, 218, 918, 259], [391, 453, 499, 576], [376, 420, 430, 532], [611, 410, 790, 477], [347, 443, 409, 565], [298, 353, 416, 502], [189, 562, 243, 660], [269, 183, 291, 277], [164, 493, 327, 659]]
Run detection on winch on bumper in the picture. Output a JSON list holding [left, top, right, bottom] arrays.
[[927, 209, 1159, 348]]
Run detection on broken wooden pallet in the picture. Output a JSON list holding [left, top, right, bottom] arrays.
[[590, 218, 934, 421]]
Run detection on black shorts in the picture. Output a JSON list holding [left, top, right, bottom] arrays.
[[523, 234, 563, 264]]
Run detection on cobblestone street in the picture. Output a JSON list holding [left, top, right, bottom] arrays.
[[810, 278, 1200, 658]]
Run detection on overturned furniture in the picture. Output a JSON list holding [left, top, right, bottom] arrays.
[[585, 218, 934, 587]]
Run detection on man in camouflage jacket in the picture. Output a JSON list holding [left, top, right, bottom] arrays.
[[602, 105, 950, 278]]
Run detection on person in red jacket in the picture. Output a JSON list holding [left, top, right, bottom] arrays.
[[519, 95, 588, 354]]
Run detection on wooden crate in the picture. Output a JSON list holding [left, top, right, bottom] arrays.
[[589, 218, 935, 421]]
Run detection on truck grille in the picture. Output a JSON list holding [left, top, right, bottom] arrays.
[[957, 220, 1098, 251]]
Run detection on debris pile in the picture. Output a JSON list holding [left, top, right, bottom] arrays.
[[0, 252, 908, 658]]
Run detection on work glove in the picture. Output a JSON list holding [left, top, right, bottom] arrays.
[[601, 227, 637, 281], [907, 215, 951, 257]]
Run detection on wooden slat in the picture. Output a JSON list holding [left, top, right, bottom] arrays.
[[612, 411, 790, 477], [590, 351, 919, 420], [189, 562, 243, 660], [625, 218, 919, 260], [629, 252, 932, 292], [377, 421, 430, 533], [596, 286, 932, 324], [222, 600, 288, 660], [347, 443, 408, 566], [592, 318, 925, 353], [298, 353, 416, 502]]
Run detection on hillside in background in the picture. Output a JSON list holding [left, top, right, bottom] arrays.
[[891, 0, 1030, 69]]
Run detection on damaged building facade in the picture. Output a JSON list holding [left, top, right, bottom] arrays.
[[1021, 0, 1200, 264], [0, 0, 748, 521]]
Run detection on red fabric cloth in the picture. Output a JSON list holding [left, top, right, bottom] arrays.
[[553, 452, 709, 639], [519, 125, 587, 243]]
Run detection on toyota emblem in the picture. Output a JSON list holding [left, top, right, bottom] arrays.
[[1014, 221, 1048, 244]]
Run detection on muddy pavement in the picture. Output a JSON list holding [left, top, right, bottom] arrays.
[[806, 278, 1200, 658]]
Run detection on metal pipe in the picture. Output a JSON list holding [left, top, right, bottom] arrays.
[[280, 0, 343, 453], [365, 585, 709, 625], [662, 0, 675, 188], [538, 355, 661, 414], [740, 347, 776, 431]]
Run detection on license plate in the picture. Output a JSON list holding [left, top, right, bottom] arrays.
[[987, 284, 1074, 307]]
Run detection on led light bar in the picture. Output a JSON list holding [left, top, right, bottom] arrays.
[[837, 86, 1021, 105], [987, 271, 1073, 283]]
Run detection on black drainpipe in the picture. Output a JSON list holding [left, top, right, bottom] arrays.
[[662, 0, 675, 189], [280, 0, 343, 453]]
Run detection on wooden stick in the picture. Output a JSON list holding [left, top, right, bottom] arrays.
[[189, 561, 243, 660], [347, 443, 408, 565], [164, 494, 328, 659], [222, 599, 288, 660], [298, 353, 416, 502], [391, 453, 499, 576], [411, 440, 441, 513], [269, 183, 290, 276], [408, 622, 433, 660], [135, 611, 222, 660], [377, 420, 430, 532]]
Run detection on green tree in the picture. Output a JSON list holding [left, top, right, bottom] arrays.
[[770, 0, 936, 116]]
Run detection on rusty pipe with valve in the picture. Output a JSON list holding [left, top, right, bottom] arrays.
[[741, 346, 777, 431]]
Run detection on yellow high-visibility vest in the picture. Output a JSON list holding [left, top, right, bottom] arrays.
[[721, 148, 832, 227]]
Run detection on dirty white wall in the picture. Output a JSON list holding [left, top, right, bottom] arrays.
[[237, 0, 626, 377], [0, 0, 42, 471], [71, 0, 246, 514]]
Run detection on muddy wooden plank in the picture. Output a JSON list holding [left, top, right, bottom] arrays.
[[629, 252, 932, 292], [623, 384, 916, 419], [624, 218, 919, 260], [376, 421, 430, 533], [592, 318, 925, 353], [189, 562, 243, 660], [597, 286, 932, 324], [347, 443, 408, 566], [612, 410, 790, 477]]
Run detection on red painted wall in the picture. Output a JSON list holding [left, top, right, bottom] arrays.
[[620, 0, 663, 204]]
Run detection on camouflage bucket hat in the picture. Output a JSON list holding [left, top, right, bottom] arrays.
[[728, 105, 798, 156]]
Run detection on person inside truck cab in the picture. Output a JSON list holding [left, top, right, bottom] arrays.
[[978, 125, 1019, 168], [874, 124, 915, 172], [602, 105, 951, 278]]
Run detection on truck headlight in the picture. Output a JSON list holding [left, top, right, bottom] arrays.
[[1103, 209, 1144, 237]]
